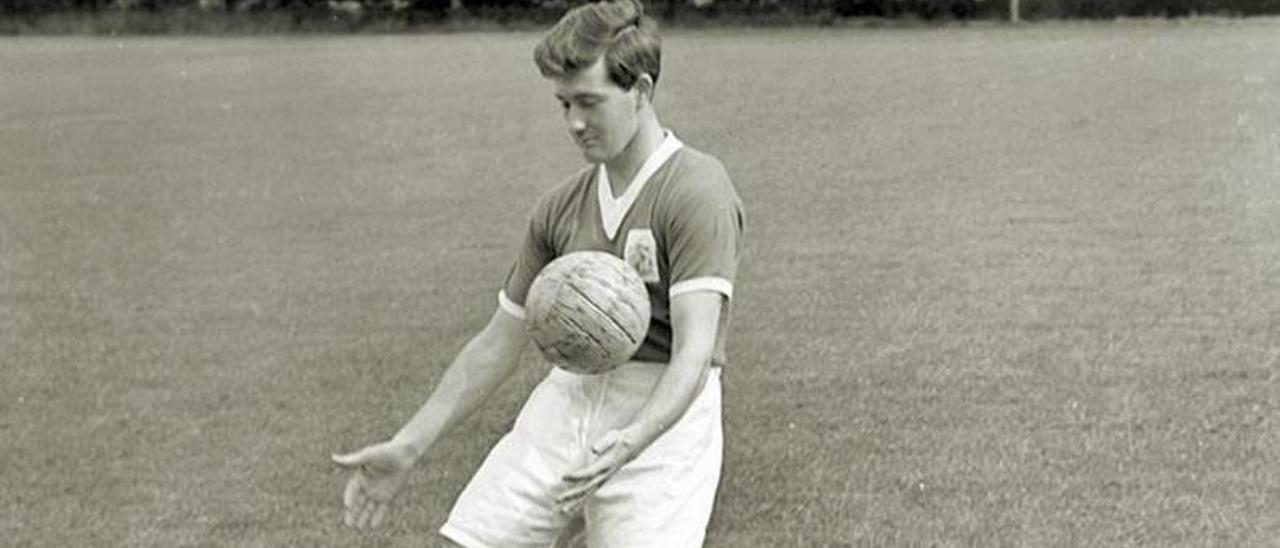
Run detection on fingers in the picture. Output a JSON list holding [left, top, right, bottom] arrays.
[[556, 429, 635, 516], [590, 431, 620, 456], [344, 498, 358, 529], [562, 462, 606, 483], [557, 496, 586, 517], [556, 479, 595, 507], [352, 499, 383, 530], [340, 471, 383, 531], [337, 444, 410, 532], [344, 502, 358, 530], [340, 459, 402, 532], [343, 473, 364, 508], [342, 474, 365, 529], [557, 458, 614, 509], [342, 479, 391, 531], [555, 472, 610, 516]]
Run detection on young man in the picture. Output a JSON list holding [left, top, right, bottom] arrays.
[[333, 0, 744, 545]]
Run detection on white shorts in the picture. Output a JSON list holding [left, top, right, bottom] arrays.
[[440, 362, 723, 548]]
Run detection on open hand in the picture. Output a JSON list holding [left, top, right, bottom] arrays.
[[332, 441, 418, 531]]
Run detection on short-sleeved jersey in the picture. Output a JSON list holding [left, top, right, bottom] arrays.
[[500, 132, 744, 368]]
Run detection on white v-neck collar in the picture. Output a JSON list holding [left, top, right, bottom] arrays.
[[596, 131, 683, 240]]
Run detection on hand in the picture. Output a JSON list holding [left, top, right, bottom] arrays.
[[331, 441, 418, 531], [556, 429, 640, 516]]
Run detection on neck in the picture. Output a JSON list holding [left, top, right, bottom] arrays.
[[605, 114, 663, 197]]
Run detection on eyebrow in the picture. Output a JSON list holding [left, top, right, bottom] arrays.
[[555, 91, 605, 102]]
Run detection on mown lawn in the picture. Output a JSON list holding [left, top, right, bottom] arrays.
[[2, 20, 1276, 546]]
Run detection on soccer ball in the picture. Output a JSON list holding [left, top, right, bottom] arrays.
[[525, 251, 651, 375]]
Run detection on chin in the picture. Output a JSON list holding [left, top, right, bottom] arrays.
[[580, 147, 608, 164]]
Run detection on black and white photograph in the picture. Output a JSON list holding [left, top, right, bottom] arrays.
[[2, 0, 1276, 545]]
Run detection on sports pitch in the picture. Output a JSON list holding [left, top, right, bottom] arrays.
[[2, 21, 1277, 546]]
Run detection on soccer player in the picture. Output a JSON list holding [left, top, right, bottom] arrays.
[[332, 0, 744, 545]]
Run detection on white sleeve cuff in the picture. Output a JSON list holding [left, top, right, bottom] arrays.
[[498, 290, 526, 320], [669, 277, 734, 300]]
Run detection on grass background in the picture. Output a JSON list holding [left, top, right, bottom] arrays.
[[2, 20, 1277, 546]]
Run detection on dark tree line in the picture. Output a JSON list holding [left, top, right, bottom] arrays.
[[3, 0, 1279, 19]]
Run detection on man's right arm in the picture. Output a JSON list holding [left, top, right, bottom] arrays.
[[333, 305, 529, 531], [391, 305, 529, 459]]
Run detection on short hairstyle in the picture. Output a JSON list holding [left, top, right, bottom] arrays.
[[533, 0, 661, 91]]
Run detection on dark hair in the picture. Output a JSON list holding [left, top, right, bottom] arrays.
[[533, 0, 661, 91]]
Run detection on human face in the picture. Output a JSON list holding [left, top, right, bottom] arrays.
[[552, 59, 641, 164]]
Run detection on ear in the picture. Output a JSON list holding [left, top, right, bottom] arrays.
[[633, 74, 655, 109]]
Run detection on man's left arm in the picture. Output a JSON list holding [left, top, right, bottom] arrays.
[[555, 289, 723, 514]]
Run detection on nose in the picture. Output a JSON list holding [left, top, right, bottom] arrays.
[[565, 105, 587, 134]]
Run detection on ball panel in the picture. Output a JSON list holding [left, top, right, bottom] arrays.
[[541, 305, 619, 372], [568, 257, 650, 335], [524, 254, 578, 323], [562, 278, 647, 345], [555, 286, 640, 351]]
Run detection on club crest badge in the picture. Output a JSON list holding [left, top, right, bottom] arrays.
[[624, 229, 660, 284]]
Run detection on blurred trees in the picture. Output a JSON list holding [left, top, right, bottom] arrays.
[[1013, 0, 1280, 17], [3, 0, 1279, 21], [831, 0, 979, 19]]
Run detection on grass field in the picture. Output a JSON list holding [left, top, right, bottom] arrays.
[[2, 20, 1278, 547]]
